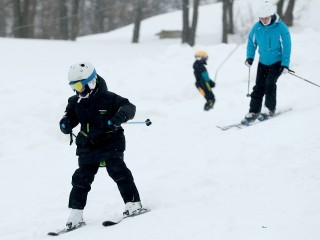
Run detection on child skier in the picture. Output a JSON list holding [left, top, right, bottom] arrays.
[[193, 50, 216, 111], [59, 62, 146, 231]]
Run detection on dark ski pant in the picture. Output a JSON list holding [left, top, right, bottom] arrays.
[[68, 157, 140, 210], [249, 61, 282, 113], [195, 80, 215, 102]]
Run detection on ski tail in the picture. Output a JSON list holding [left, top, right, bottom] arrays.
[[48, 222, 86, 236]]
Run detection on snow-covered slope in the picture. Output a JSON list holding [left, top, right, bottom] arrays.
[[0, 1, 319, 240]]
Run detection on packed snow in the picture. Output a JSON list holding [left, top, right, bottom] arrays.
[[0, 0, 319, 240]]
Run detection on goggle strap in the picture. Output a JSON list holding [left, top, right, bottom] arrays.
[[69, 69, 97, 86]]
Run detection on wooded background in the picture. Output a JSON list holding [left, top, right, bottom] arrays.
[[0, 0, 295, 45]]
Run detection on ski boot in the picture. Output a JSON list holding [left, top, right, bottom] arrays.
[[258, 109, 275, 121], [204, 100, 215, 111], [66, 209, 86, 230], [123, 201, 147, 218], [241, 112, 259, 125]]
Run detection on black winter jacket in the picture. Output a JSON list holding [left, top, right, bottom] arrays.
[[193, 60, 215, 88], [193, 60, 208, 82], [60, 75, 136, 164]]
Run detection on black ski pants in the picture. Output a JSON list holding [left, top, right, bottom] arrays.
[[68, 157, 140, 210], [195, 80, 215, 102], [249, 61, 282, 113]]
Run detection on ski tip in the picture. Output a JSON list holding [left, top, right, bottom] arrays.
[[102, 208, 150, 227], [102, 220, 119, 227], [48, 232, 59, 236]]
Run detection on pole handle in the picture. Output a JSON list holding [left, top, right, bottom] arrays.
[[124, 119, 152, 126]]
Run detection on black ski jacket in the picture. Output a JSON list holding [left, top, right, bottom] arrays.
[[193, 60, 208, 82], [60, 75, 136, 164], [193, 60, 215, 89]]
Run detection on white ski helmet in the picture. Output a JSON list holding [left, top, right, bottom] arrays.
[[68, 62, 97, 92], [258, 1, 276, 18]]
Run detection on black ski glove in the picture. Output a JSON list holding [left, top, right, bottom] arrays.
[[59, 118, 72, 134], [208, 80, 216, 88], [245, 58, 253, 67], [107, 120, 120, 131], [279, 66, 289, 74]]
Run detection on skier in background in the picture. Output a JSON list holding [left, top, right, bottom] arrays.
[[193, 50, 216, 111], [241, 0, 291, 124], [59, 62, 146, 230]]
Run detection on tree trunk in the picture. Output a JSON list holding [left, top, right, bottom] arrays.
[[277, 0, 285, 19], [132, 0, 143, 43], [20, 0, 30, 38], [189, 0, 200, 46], [59, 0, 68, 39], [95, 0, 105, 34], [12, 0, 23, 38], [182, 0, 189, 44], [0, 0, 5, 37], [283, 0, 295, 26], [27, 0, 37, 38], [227, 0, 234, 34], [70, 0, 79, 40], [222, 0, 228, 43], [105, 0, 116, 31]]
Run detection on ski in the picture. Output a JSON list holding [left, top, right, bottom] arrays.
[[102, 208, 150, 227], [47, 222, 86, 236], [217, 108, 292, 131], [216, 123, 244, 130]]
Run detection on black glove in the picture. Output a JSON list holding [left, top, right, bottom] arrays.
[[107, 120, 120, 131], [279, 66, 289, 74], [245, 58, 253, 67], [59, 118, 72, 134], [208, 80, 216, 88]]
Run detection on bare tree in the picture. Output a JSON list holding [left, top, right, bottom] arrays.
[[12, 0, 23, 37], [59, 0, 68, 39], [222, 0, 228, 43], [95, 0, 105, 34], [1, 0, 196, 40], [283, 0, 295, 26], [189, 0, 200, 46], [222, 0, 234, 43], [27, 0, 37, 38], [277, 0, 296, 26], [105, 0, 116, 31], [227, 0, 234, 34], [277, 0, 285, 19], [182, 0, 189, 44], [132, 0, 143, 43], [0, 0, 6, 37], [70, 0, 79, 40], [11, 0, 36, 38]]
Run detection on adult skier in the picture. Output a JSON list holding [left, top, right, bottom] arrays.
[[59, 62, 145, 230], [193, 50, 216, 111], [241, 0, 291, 124]]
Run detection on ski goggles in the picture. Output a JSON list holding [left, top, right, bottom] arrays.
[[69, 69, 97, 92]]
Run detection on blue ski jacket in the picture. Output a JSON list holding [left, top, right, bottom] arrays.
[[247, 14, 291, 67]]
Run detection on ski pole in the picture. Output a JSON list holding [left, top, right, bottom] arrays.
[[288, 70, 320, 88], [124, 119, 152, 126], [246, 67, 251, 97], [214, 44, 240, 81]]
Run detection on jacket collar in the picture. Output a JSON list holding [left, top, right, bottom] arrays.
[[259, 14, 280, 27]]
